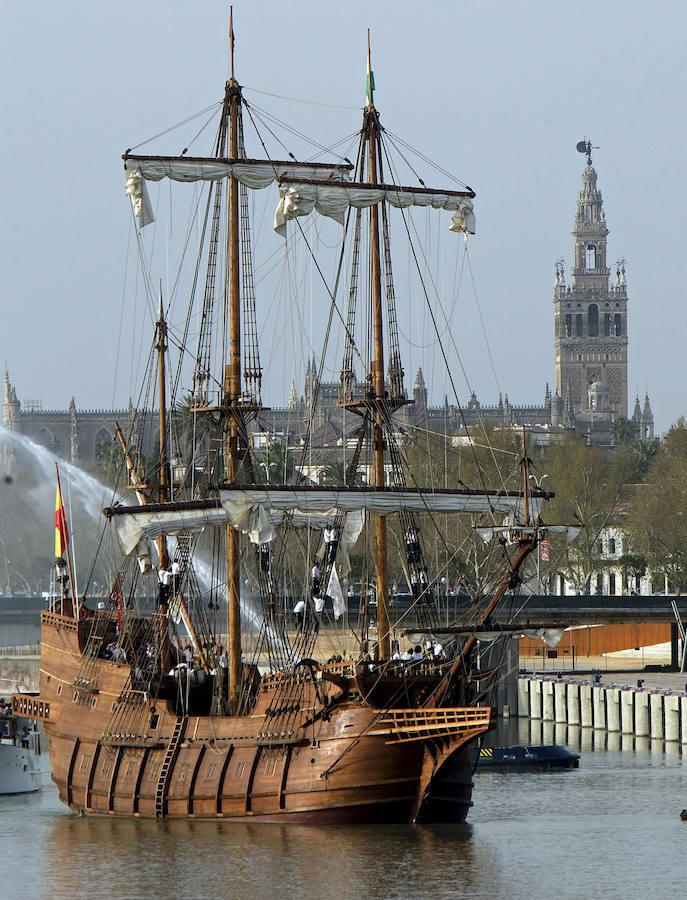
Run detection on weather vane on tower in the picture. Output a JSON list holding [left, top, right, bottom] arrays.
[[576, 138, 599, 166]]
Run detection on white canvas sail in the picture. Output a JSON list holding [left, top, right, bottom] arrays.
[[273, 178, 476, 235], [124, 155, 352, 228], [107, 487, 540, 566], [327, 565, 345, 621]]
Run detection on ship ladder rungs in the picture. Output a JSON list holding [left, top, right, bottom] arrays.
[[368, 706, 495, 744], [155, 717, 187, 818]]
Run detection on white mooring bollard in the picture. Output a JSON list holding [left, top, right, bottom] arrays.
[[567, 683, 580, 725], [530, 679, 542, 720], [665, 695, 680, 742], [621, 690, 634, 734], [606, 688, 620, 732], [554, 681, 567, 723], [542, 681, 555, 721], [635, 691, 650, 737], [650, 693, 664, 740], [518, 678, 530, 718], [592, 686, 606, 730], [580, 683, 593, 728]]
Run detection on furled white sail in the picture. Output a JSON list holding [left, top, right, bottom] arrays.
[[108, 487, 539, 564], [273, 179, 476, 235], [124, 155, 352, 228], [114, 505, 364, 579]]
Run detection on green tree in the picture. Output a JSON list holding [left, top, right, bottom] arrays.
[[626, 421, 687, 591], [540, 434, 629, 592], [255, 441, 296, 485], [610, 417, 635, 446], [630, 436, 659, 480]]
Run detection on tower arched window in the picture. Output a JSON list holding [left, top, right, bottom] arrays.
[[575, 314, 583, 336], [614, 314, 622, 336], [585, 245, 596, 269], [588, 304, 599, 337], [604, 314, 611, 336]]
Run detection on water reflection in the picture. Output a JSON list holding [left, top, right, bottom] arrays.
[[2, 734, 686, 900], [41, 812, 494, 900]]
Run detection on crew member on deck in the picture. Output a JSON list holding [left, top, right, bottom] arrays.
[[293, 599, 306, 629], [171, 559, 181, 594], [311, 560, 322, 598], [158, 567, 172, 607], [324, 525, 339, 564]]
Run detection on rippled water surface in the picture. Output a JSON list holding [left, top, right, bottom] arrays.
[[2, 723, 685, 900]]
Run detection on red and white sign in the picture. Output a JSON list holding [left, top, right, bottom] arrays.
[[540, 540, 551, 562]]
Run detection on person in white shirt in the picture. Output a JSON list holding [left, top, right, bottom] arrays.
[[158, 567, 171, 607], [171, 560, 181, 594], [410, 570, 419, 597], [293, 599, 306, 629], [324, 525, 339, 564], [311, 560, 322, 598], [314, 595, 325, 614]]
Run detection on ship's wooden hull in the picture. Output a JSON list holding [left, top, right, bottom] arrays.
[[23, 612, 490, 824]]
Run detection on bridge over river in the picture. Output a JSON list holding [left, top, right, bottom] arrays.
[[2, 593, 686, 643]]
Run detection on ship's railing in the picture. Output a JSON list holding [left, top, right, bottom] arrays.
[[11, 694, 50, 721], [322, 659, 355, 679], [369, 705, 493, 744], [40, 611, 78, 631], [260, 670, 314, 692]]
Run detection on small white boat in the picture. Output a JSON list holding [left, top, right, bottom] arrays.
[[0, 713, 42, 795]]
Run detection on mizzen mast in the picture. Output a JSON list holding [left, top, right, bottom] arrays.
[[365, 32, 391, 660]]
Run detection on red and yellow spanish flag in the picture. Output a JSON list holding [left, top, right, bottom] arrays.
[[54, 471, 69, 559]]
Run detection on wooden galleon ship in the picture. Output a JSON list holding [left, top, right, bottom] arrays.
[[15, 16, 550, 823]]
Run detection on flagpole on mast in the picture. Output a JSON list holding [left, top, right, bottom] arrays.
[[66, 470, 80, 607], [55, 462, 78, 619]]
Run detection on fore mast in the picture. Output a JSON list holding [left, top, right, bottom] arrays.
[[225, 7, 242, 712], [364, 34, 390, 659]]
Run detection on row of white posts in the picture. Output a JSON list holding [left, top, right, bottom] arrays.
[[519, 676, 687, 742]]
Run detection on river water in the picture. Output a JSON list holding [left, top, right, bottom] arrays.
[[1, 720, 684, 900]]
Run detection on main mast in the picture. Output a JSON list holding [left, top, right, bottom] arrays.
[[225, 7, 242, 712], [156, 289, 170, 570], [365, 34, 391, 660]]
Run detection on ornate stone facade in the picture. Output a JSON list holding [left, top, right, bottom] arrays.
[[2, 369, 146, 470]]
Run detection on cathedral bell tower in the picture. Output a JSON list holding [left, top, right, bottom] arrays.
[[554, 143, 628, 418]]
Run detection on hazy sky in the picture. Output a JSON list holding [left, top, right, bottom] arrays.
[[1, 1, 684, 431]]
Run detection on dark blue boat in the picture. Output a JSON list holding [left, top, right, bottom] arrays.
[[472, 744, 580, 770]]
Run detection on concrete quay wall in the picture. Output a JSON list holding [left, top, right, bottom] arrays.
[[519, 674, 687, 742]]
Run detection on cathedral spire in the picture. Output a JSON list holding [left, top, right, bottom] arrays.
[[287, 380, 298, 410], [641, 393, 654, 440], [632, 395, 642, 423]]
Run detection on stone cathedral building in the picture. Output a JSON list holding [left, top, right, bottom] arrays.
[[2, 151, 653, 470]]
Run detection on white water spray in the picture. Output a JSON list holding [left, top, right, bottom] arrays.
[[0, 426, 263, 628]]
